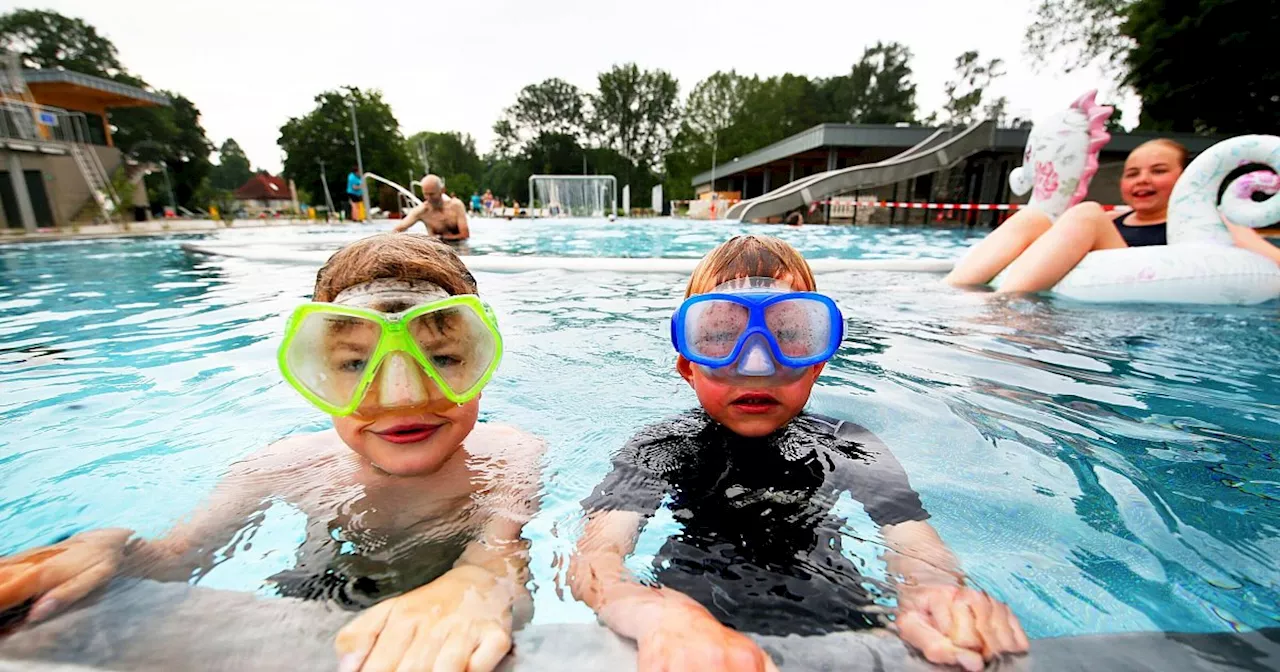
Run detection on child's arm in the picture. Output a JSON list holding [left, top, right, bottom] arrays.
[[333, 427, 542, 672], [568, 511, 777, 672], [828, 422, 1028, 669], [882, 520, 1030, 672], [0, 440, 289, 625]]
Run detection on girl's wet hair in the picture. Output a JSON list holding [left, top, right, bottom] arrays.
[[314, 234, 477, 302], [686, 235, 817, 298]]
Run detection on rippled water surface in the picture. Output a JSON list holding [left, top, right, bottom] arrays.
[[202, 217, 984, 259], [1, 233, 1277, 648]]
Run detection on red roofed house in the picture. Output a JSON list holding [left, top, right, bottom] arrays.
[[234, 173, 292, 216]]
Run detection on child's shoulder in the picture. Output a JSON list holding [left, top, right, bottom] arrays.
[[463, 422, 546, 468], [242, 430, 347, 470]]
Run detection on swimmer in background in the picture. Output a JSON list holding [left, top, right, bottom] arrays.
[[394, 175, 471, 241], [946, 139, 1280, 292], [571, 235, 1028, 672], [347, 166, 365, 222], [0, 235, 542, 672]]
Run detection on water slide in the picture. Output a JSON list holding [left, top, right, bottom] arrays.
[[724, 120, 997, 222]]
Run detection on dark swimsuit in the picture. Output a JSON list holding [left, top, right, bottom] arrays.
[[582, 410, 930, 636], [1114, 211, 1167, 247]]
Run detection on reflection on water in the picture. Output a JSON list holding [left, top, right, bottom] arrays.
[[0, 237, 1277, 664]]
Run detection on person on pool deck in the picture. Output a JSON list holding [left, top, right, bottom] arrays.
[[570, 235, 1029, 672], [0, 234, 541, 672], [470, 192, 483, 215], [394, 175, 471, 241], [482, 190, 495, 217], [347, 166, 365, 222], [946, 139, 1280, 292]]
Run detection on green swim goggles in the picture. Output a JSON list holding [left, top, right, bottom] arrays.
[[278, 296, 503, 416]]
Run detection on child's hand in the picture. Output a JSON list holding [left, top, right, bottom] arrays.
[[335, 565, 513, 672], [895, 583, 1029, 672], [0, 528, 132, 625], [635, 600, 778, 672]]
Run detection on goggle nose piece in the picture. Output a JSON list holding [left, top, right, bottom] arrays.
[[375, 352, 430, 407], [735, 333, 777, 377]]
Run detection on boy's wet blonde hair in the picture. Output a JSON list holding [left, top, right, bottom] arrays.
[[313, 233, 477, 302], [685, 235, 817, 298]]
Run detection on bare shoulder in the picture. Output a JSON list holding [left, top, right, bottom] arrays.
[[449, 198, 468, 215], [466, 422, 545, 463], [228, 430, 347, 478]]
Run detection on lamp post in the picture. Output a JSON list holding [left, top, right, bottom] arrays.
[[348, 100, 370, 221]]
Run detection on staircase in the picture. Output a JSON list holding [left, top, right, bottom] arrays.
[[68, 119, 121, 219]]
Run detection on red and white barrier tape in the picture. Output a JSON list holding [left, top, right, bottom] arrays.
[[814, 201, 1121, 212]]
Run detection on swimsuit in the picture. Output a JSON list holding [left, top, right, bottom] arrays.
[[1114, 211, 1168, 247], [581, 410, 930, 636]]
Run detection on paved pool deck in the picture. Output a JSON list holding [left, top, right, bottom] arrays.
[[0, 580, 1276, 671]]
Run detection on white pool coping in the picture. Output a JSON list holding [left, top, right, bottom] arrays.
[[2, 580, 1275, 672]]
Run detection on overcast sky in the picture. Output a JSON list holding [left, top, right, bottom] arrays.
[[31, 0, 1136, 174]]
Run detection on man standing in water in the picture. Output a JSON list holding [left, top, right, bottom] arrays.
[[393, 174, 471, 240]]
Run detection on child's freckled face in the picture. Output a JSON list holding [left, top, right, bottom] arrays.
[[678, 357, 822, 438]]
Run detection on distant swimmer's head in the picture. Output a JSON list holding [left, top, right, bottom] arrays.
[[675, 236, 839, 438], [421, 174, 446, 207], [281, 234, 498, 476]]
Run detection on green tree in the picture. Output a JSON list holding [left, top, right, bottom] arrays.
[[591, 64, 681, 169], [0, 9, 126, 78], [278, 87, 412, 215], [1025, 0, 1134, 73], [494, 78, 588, 155], [939, 51, 1007, 127], [1124, 0, 1276, 134], [836, 41, 919, 124], [209, 139, 254, 191], [680, 71, 758, 151], [112, 94, 213, 211], [406, 130, 483, 181]]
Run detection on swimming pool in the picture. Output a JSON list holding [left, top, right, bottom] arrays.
[[0, 226, 1277, 664], [203, 216, 984, 259]]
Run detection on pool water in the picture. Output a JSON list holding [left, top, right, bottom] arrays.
[[1, 229, 1278, 647], [204, 217, 984, 259]]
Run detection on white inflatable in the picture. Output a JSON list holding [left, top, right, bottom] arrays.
[[1008, 90, 1113, 220], [990, 89, 1280, 304], [1038, 135, 1280, 304]]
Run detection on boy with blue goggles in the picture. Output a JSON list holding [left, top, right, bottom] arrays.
[[670, 276, 844, 383]]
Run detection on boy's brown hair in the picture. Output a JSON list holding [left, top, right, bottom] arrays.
[[313, 233, 477, 301], [685, 235, 816, 298]]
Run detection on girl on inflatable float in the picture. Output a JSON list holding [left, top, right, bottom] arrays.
[[945, 101, 1280, 297]]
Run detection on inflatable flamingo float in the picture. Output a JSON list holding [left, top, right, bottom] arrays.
[[988, 91, 1280, 304]]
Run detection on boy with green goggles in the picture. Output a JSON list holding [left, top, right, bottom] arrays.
[[0, 234, 541, 672]]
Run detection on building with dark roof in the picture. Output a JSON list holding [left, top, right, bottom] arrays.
[[2, 60, 170, 231]]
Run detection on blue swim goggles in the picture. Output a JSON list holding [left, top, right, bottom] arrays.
[[670, 280, 844, 382]]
